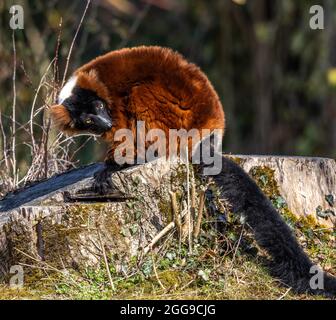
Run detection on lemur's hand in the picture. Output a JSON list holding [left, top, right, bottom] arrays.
[[93, 167, 115, 195], [92, 162, 131, 195]]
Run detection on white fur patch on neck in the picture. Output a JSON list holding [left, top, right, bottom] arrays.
[[58, 76, 77, 104]]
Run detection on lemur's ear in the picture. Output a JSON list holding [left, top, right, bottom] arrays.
[[76, 70, 111, 105], [87, 69, 99, 80], [49, 104, 75, 132]]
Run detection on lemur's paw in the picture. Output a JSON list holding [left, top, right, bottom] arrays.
[[92, 162, 134, 195], [92, 167, 117, 195]]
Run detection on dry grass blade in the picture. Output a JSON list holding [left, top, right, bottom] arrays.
[[185, 146, 193, 253], [230, 225, 245, 272], [193, 190, 206, 239], [97, 227, 115, 292], [169, 190, 181, 234]]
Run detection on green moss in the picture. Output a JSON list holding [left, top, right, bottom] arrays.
[[228, 156, 246, 167], [0, 285, 45, 300], [249, 166, 333, 236], [249, 166, 280, 199], [21, 203, 128, 276], [171, 163, 188, 183], [157, 270, 191, 287], [158, 198, 173, 223], [41, 205, 90, 269], [247, 165, 335, 273]]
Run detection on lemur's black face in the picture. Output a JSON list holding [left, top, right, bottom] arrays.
[[61, 87, 113, 134]]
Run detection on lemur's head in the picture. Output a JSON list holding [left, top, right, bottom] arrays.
[[50, 70, 112, 135]]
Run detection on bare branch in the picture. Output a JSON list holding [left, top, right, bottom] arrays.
[[11, 22, 17, 188], [61, 0, 91, 86]]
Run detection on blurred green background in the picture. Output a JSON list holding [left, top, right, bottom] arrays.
[[1, 0, 336, 177]]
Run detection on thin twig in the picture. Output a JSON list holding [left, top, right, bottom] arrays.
[[43, 119, 51, 179], [0, 112, 9, 174], [11, 20, 17, 188], [277, 287, 292, 300], [169, 190, 181, 234], [180, 277, 195, 291], [97, 228, 115, 292], [29, 58, 55, 150], [230, 226, 244, 272], [62, 0, 91, 86], [170, 190, 183, 253], [191, 167, 196, 211], [143, 223, 175, 255], [185, 146, 192, 253], [151, 250, 166, 290], [53, 17, 63, 102], [143, 207, 189, 255]]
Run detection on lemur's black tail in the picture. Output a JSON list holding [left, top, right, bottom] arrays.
[[199, 152, 336, 298]]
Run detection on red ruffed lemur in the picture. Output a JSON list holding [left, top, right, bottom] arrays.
[[50, 46, 336, 298]]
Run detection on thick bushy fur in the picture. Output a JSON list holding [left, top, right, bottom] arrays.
[[199, 151, 336, 298], [51, 46, 225, 161]]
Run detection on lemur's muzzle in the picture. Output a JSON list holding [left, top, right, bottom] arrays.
[[95, 107, 113, 131]]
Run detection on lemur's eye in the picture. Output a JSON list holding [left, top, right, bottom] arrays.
[[85, 118, 92, 124], [94, 100, 105, 110]]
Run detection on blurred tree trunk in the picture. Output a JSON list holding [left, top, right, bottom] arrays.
[[250, 0, 274, 154], [231, 0, 275, 154], [324, 0, 336, 154], [216, 1, 239, 152]]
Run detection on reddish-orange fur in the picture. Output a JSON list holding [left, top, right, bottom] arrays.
[[49, 104, 75, 134], [51, 46, 225, 162]]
